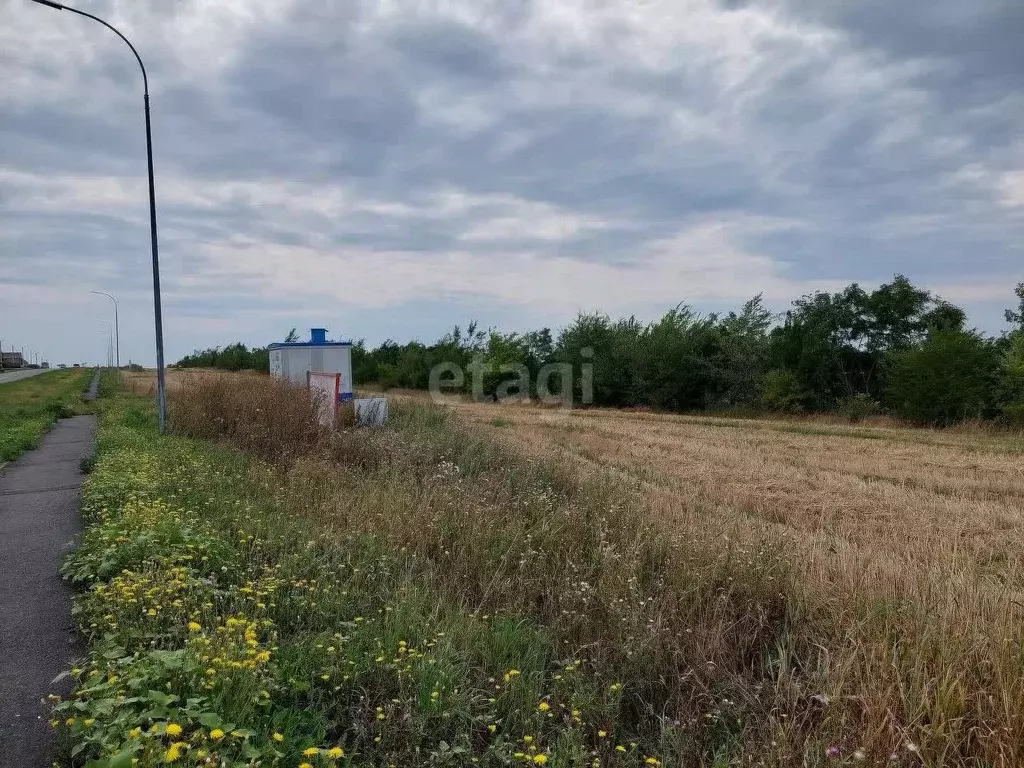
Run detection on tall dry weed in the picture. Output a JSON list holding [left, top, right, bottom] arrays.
[[168, 373, 1024, 765]]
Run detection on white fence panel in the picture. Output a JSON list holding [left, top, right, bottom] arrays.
[[355, 397, 389, 427], [307, 372, 339, 426]]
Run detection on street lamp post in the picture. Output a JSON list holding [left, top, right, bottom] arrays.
[[98, 329, 112, 368], [30, 0, 167, 433], [99, 321, 112, 367], [91, 290, 119, 369]]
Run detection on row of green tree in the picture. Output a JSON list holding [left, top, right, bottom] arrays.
[[175, 342, 270, 372], [174, 328, 302, 371], [175, 277, 1024, 426]]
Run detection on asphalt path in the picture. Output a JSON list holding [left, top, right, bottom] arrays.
[[0, 369, 51, 386], [0, 415, 94, 767]]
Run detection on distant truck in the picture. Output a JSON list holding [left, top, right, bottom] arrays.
[[0, 351, 24, 369], [41, 362, 50, 369]]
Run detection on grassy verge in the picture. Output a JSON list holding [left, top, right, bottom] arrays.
[[0, 369, 95, 462], [54, 375, 1024, 766]]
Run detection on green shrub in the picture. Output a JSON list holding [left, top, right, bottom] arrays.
[[79, 451, 96, 475], [884, 330, 998, 426], [761, 369, 804, 412], [46, 399, 75, 419], [1003, 403, 1024, 427], [377, 362, 400, 391], [836, 393, 878, 423], [999, 332, 1024, 423]]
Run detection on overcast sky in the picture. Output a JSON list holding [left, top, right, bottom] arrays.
[[1, 0, 1021, 365]]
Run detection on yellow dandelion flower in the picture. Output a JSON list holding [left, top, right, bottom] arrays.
[[644, 759, 661, 766], [537, 701, 550, 712], [188, 621, 202, 632], [299, 764, 314, 768], [303, 747, 320, 757], [209, 728, 225, 740], [598, 730, 607, 738], [165, 723, 183, 737], [272, 732, 284, 742], [164, 741, 187, 762], [534, 756, 548, 765], [327, 747, 344, 758]]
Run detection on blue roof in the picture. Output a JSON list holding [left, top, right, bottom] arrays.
[[268, 341, 352, 349]]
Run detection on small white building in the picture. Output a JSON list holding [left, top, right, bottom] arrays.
[[269, 328, 354, 401]]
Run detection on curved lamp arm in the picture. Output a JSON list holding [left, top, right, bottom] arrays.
[[28, 0, 148, 93]]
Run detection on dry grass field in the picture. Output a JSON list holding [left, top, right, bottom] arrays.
[[117, 369, 1024, 763], [452, 400, 1024, 575], [405, 392, 1024, 762], [134, 369, 1024, 620]]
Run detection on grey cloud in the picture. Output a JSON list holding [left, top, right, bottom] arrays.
[[1, 0, 1022, 365], [779, 0, 1024, 96], [0, 105, 144, 175], [384, 19, 517, 84]]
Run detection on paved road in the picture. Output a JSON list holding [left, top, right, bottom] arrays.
[[0, 416, 94, 768], [0, 369, 50, 386], [84, 369, 100, 402]]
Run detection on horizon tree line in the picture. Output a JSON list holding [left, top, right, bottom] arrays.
[[174, 276, 1024, 427]]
